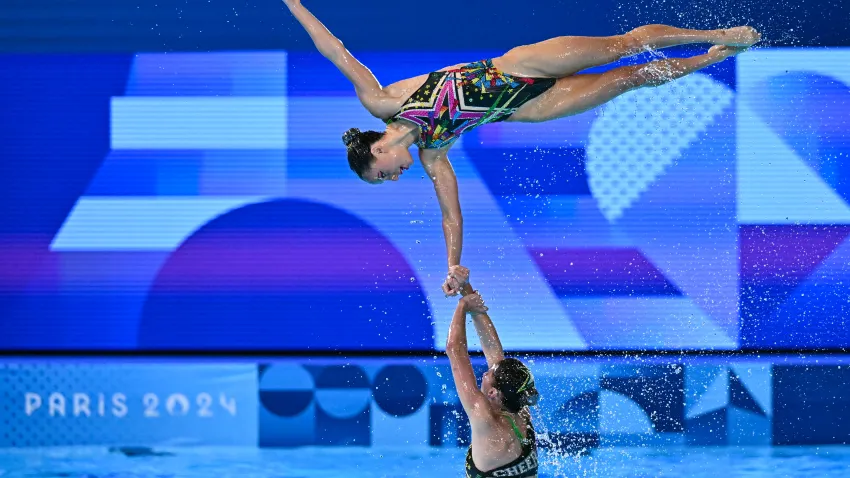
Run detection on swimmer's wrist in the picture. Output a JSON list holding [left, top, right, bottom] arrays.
[[458, 291, 478, 309]]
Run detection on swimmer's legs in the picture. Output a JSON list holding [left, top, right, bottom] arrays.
[[507, 45, 743, 123], [494, 25, 760, 78]]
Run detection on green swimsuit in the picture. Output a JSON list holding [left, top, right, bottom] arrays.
[[465, 413, 538, 477]]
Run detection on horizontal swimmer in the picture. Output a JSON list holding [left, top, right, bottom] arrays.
[[282, 0, 760, 295]]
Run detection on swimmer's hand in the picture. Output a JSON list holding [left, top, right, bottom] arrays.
[[460, 291, 488, 315], [442, 265, 470, 297], [442, 277, 461, 296], [282, 0, 301, 9]]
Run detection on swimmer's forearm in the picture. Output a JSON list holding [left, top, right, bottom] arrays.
[[426, 151, 465, 274], [446, 301, 470, 353], [286, 3, 345, 60], [442, 217, 463, 267], [471, 312, 505, 367]]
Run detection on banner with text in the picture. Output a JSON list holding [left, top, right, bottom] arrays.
[[0, 364, 258, 447]]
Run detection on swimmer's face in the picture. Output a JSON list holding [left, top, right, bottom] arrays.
[[363, 143, 414, 184]]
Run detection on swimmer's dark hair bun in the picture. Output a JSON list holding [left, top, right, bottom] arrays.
[[342, 128, 361, 147]]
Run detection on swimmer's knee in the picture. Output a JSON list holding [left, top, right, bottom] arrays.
[[617, 32, 644, 56], [631, 62, 671, 88], [620, 65, 652, 89]]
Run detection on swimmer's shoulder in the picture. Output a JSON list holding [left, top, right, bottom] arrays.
[[383, 74, 430, 101]]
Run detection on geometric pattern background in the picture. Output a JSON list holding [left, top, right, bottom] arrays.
[[685, 364, 772, 445], [4, 359, 850, 448], [255, 358, 850, 449], [2, 48, 850, 351], [737, 50, 850, 348]]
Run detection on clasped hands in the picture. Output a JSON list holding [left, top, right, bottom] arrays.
[[443, 265, 488, 315], [442, 265, 469, 297]]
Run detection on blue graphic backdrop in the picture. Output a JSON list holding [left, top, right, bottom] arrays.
[[1, 48, 849, 351], [4, 358, 850, 448]]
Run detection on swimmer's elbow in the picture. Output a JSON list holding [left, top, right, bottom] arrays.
[[442, 214, 462, 227], [445, 341, 466, 357], [439, 198, 463, 224], [320, 40, 346, 61]]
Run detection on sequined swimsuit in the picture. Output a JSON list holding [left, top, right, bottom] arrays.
[[386, 60, 556, 149]]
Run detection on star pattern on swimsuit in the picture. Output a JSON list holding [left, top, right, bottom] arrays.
[[393, 71, 487, 148], [388, 60, 553, 149]]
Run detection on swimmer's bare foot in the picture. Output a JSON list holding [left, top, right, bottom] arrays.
[[715, 26, 761, 47], [708, 44, 749, 59]]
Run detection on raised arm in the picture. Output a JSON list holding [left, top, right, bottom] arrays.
[[470, 309, 505, 369], [458, 290, 504, 368], [446, 294, 493, 425], [282, 0, 397, 118], [419, 148, 471, 295]]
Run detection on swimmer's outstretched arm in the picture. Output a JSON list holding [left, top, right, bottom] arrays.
[[282, 0, 396, 118], [469, 305, 504, 369], [447, 293, 494, 423], [420, 148, 475, 296]]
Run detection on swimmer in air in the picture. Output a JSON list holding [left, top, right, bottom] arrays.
[[282, 0, 760, 296], [446, 289, 540, 477]]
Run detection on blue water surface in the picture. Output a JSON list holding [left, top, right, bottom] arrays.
[[1, 445, 849, 477]]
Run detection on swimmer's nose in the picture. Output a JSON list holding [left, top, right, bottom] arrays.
[[391, 174, 399, 181]]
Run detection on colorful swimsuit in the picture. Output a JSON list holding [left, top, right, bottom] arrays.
[[387, 60, 556, 149]]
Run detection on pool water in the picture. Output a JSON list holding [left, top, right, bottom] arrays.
[[1, 446, 849, 477]]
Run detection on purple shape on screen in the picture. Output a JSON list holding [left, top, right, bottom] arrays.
[[153, 229, 421, 292], [739, 225, 850, 348], [740, 225, 850, 286], [529, 248, 682, 296], [138, 198, 433, 350]]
